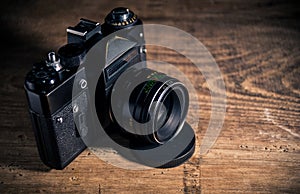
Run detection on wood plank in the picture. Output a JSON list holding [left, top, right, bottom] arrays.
[[0, 0, 299, 193]]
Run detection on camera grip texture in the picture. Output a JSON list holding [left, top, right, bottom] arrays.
[[29, 101, 86, 169]]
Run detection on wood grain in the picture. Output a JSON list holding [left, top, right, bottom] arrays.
[[0, 0, 299, 193]]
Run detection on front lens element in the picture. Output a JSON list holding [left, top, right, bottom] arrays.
[[154, 89, 182, 143]]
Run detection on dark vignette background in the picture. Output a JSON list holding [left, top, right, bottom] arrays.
[[0, 0, 299, 193]]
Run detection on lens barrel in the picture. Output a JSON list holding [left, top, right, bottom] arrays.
[[110, 67, 189, 145]]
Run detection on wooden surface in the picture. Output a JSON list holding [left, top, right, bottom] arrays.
[[0, 0, 300, 193]]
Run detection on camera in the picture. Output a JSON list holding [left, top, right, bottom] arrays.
[[24, 7, 195, 169]]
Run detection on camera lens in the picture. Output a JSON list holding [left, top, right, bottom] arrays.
[[110, 67, 189, 145]]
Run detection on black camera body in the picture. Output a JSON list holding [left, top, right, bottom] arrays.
[[25, 8, 195, 170], [25, 8, 145, 169]]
